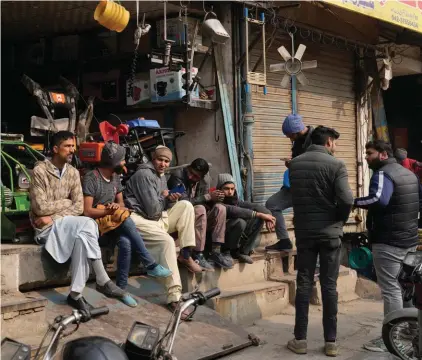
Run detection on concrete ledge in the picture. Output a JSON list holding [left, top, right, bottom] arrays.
[[211, 281, 290, 325], [1, 294, 47, 314], [1, 244, 145, 294], [355, 275, 382, 301], [272, 266, 359, 305]]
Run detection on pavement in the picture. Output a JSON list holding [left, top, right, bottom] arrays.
[[222, 299, 399, 360]]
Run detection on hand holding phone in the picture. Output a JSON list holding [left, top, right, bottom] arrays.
[[169, 184, 186, 195]]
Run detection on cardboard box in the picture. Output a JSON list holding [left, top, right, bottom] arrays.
[[156, 17, 202, 48], [126, 74, 150, 106], [150, 67, 198, 103]]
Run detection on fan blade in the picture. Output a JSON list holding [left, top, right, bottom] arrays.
[[294, 44, 306, 61], [269, 63, 286, 72], [302, 60, 318, 70], [296, 72, 309, 86], [280, 74, 291, 88], [277, 46, 291, 62]]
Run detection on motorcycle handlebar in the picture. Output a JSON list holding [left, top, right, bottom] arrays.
[[90, 306, 110, 318], [202, 288, 221, 300]]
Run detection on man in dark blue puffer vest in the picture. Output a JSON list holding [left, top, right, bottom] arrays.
[[354, 140, 422, 352]]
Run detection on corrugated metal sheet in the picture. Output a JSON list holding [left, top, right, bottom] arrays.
[[250, 34, 292, 204], [250, 34, 357, 210]]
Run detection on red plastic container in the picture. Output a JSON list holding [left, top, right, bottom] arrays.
[[79, 142, 105, 163]]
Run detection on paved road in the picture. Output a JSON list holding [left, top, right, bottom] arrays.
[[222, 299, 399, 359]]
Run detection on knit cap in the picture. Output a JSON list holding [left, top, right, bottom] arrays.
[[153, 145, 173, 162], [394, 148, 407, 162], [217, 173, 235, 189], [100, 142, 126, 168], [282, 114, 305, 135]]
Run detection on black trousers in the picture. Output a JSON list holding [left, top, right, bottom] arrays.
[[294, 238, 341, 342], [223, 218, 264, 254]]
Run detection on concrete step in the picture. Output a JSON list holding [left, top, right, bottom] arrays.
[[1, 292, 48, 340], [272, 265, 360, 305], [210, 281, 290, 325], [180, 252, 271, 292]]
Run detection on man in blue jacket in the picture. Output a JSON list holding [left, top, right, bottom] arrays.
[[354, 140, 421, 352]]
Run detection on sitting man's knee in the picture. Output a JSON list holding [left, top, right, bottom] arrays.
[[233, 218, 247, 231], [118, 237, 131, 251], [177, 200, 194, 213], [213, 203, 226, 215], [194, 205, 206, 217]]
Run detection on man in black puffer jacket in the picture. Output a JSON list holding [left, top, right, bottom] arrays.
[[354, 140, 421, 352], [287, 126, 353, 357]]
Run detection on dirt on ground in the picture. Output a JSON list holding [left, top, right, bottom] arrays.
[[222, 299, 396, 360]]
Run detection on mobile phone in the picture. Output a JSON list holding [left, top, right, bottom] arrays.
[[169, 184, 186, 195]]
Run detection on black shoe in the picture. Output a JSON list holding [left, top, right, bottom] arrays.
[[67, 295, 94, 311], [209, 252, 234, 269], [238, 253, 254, 264], [265, 239, 293, 252], [96, 280, 126, 298]]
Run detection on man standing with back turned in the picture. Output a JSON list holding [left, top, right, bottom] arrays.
[[287, 126, 353, 357]]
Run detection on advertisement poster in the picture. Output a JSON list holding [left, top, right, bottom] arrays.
[[322, 0, 422, 34]]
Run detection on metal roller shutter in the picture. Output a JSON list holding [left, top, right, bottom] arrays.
[[250, 35, 357, 231], [297, 40, 357, 198], [250, 35, 292, 205]]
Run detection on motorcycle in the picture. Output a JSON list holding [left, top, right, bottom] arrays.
[[382, 250, 422, 360], [1, 287, 221, 360]]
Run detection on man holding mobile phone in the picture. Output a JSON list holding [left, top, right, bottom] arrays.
[[265, 114, 314, 252], [167, 158, 233, 271], [125, 146, 201, 320]]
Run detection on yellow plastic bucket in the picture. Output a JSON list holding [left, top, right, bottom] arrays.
[[94, 0, 130, 33]]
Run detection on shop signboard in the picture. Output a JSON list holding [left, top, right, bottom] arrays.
[[322, 0, 422, 34]]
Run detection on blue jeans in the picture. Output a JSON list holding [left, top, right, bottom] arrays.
[[100, 217, 156, 289]]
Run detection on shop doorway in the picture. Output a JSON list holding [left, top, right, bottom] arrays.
[[383, 74, 422, 160]]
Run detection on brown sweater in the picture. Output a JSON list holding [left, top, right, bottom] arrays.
[[29, 160, 84, 231]]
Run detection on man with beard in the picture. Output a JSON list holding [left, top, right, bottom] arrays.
[[354, 140, 421, 352], [82, 142, 172, 307], [30, 131, 126, 311], [124, 145, 201, 320], [265, 114, 314, 252], [216, 174, 276, 264], [167, 158, 232, 271]]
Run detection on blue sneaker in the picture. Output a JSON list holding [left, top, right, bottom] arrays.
[[147, 264, 172, 278], [121, 294, 138, 308]]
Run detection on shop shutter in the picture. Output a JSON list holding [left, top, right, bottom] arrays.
[[296, 40, 357, 199], [250, 35, 292, 205], [250, 35, 357, 228]]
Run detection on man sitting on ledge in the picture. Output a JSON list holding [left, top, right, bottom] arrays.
[[167, 158, 232, 271], [29, 131, 126, 311], [216, 173, 276, 264], [124, 145, 200, 320]]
